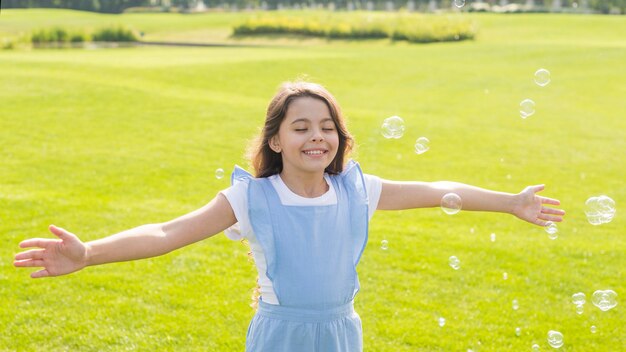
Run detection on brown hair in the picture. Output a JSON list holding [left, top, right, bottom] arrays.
[[248, 81, 354, 178]]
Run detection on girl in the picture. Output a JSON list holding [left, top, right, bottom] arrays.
[[14, 81, 565, 352]]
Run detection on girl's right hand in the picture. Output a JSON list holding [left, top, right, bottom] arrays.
[[14, 225, 88, 278]]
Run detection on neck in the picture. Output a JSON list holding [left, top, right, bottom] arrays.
[[278, 170, 328, 198]]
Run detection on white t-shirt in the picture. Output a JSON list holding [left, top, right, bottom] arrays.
[[220, 172, 382, 305]]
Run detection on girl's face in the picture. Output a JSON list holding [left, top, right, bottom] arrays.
[[270, 97, 339, 177]]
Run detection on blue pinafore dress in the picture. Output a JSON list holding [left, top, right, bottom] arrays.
[[231, 161, 369, 352]]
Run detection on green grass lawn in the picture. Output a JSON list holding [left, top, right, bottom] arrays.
[[1, 9, 625, 351]]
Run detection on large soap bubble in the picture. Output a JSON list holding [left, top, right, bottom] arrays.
[[585, 195, 616, 225], [381, 116, 405, 139]]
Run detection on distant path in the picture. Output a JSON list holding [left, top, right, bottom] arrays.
[[138, 41, 274, 48]]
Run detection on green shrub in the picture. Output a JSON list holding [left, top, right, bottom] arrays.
[[92, 26, 138, 42], [31, 27, 70, 44]]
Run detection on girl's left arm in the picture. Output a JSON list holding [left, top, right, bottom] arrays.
[[377, 180, 565, 226]]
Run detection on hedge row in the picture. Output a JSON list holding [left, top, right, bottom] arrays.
[[31, 26, 138, 45], [233, 14, 476, 43]]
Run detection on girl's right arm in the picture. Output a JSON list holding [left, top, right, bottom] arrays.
[[13, 193, 237, 279]]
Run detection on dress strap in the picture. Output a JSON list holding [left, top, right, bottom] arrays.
[[224, 165, 254, 241], [339, 160, 369, 265]]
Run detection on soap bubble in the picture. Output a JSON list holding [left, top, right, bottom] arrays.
[[490, 233, 496, 242], [532, 343, 540, 351], [571, 292, 586, 306], [592, 289, 618, 311], [503, 272, 508, 280], [575, 305, 584, 315], [520, 99, 536, 119], [381, 116, 405, 139], [438, 317, 446, 327], [512, 299, 519, 310], [381, 240, 389, 251], [545, 221, 558, 240], [515, 327, 522, 337], [590, 325, 597, 333], [585, 195, 616, 225], [215, 168, 225, 179], [453, 0, 465, 7], [448, 256, 461, 270], [414, 137, 430, 154], [547, 330, 564, 348], [441, 193, 462, 215], [534, 68, 551, 87]]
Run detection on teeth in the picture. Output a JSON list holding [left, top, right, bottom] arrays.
[[304, 150, 325, 155]]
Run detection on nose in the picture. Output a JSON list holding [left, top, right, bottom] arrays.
[[311, 128, 324, 142]]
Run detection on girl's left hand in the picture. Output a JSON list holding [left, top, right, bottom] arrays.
[[512, 185, 565, 226]]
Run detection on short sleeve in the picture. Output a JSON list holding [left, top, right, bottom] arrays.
[[363, 174, 382, 220]]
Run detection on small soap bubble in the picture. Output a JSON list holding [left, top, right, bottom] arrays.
[[547, 330, 564, 348], [534, 68, 551, 87], [515, 327, 522, 337], [575, 304, 584, 315], [438, 317, 446, 327], [453, 0, 465, 7], [545, 221, 558, 240], [448, 256, 461, 270], [512, 299, 519, 310], [381, 116, 405, 139], [470, 227, 475, 234], [571, 292, 586, 306], [503, 272, 508, 280], [380, 240, 389, 251], [590, 325, 597, 333], [441, 193, 462, 215], [490, 233, 496, 242], [520, 99, 536, 119], [585, 195, 616, 225], [215, 168, 225, 179], [592, 289, 618, 311], [414, 136, 430, 154], [532, 343, 540, 351]]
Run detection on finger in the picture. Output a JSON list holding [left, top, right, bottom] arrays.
[[529, 184, 545, 193], [532, 218, 548, 227], [13, 259, 45, 268], [537, 214, 564, 222], [541, 207, 566, 216], [19, 238, 59, 249], [49, 224, 73, 241], [14, 249, 45, 261], [540, 197, 561, 206], [31, 269, 50, 279]]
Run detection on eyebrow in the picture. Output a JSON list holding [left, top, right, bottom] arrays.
[[290, 118, 334, 124]]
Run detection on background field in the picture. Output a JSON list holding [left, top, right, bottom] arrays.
[[1, 9, 625, 351]]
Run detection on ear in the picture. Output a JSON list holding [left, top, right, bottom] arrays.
[[269, 136, 281, 153]]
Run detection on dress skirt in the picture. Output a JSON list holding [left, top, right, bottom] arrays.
[[245, 300, 363, 352]]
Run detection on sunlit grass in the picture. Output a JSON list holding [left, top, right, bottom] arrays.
[[1, 9, 624, 351]]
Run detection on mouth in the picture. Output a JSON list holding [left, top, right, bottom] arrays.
[[302, 149, 328, 156]]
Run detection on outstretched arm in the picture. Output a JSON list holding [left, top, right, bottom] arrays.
[[377, 180, 565, 226], [14, 193, 237, 278]]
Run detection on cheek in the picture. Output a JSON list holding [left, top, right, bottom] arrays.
[[331, 135, 340, 148]]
